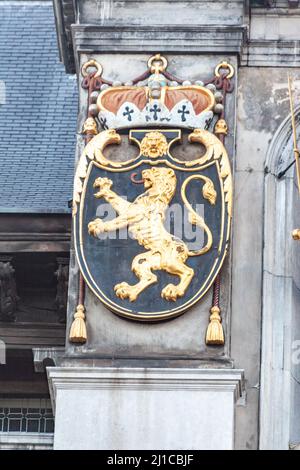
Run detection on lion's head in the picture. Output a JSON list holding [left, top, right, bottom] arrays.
[[140, 131, 168, 159], [141, 167, 176, 203], [82, 117, 98, 135]]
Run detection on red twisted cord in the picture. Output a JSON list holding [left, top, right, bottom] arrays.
[[77, 73, 103, 306], [212, 73, 232, 309]]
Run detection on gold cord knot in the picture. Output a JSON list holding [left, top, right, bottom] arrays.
[[69, 304, 87, 344], [206, 306, 224, 345]]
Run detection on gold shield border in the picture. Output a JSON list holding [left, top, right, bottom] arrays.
[[74, 156, 230, 321]]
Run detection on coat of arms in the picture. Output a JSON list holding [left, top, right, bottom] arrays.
[[72, 55, 233, 333]]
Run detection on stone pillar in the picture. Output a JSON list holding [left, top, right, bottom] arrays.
[[50, 0, 247, 450], [48, 367, 244, 450]]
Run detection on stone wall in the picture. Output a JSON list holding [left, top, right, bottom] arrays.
[[234, 67, 300, 449], [52, 0, 300, 449]]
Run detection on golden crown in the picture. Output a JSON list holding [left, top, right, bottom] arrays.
[[90, 54, 224, 131]]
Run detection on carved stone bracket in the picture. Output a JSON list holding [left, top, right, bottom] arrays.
[[32, 347, 65, 373], [0, 259, 18, 322], [55, 257, 69, 324]]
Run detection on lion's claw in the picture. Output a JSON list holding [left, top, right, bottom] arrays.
[[93, 177, 113, 190], [93, 177, 113, 198], [161, 283, 184, 301], [88, 218, 105, 236], [114, 282, 138, 302]]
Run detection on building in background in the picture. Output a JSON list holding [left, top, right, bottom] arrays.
[[0, 0, 77, 450], [0, 0, 300, 450]]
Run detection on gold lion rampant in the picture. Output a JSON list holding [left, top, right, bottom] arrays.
[[88, 167, 216, 302]]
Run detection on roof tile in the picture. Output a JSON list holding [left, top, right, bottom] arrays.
[[0, 1, 78, 213]]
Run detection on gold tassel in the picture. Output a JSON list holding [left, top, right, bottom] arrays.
[[206, 306, 224, 345], [69, 304, 87, 344]]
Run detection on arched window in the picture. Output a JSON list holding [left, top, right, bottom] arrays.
[[260, 106, 300, 449]]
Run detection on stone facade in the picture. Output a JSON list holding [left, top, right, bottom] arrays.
[[1, 0, 300, 450], [48, 367, 244, 450]]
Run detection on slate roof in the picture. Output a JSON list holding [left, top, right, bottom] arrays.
[[0, 1, 78, 213]]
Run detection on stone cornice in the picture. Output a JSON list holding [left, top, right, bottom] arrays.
[[252, 7, 300, 15], [77, 0, 246, 26], [71, 23, 247, 74], [48, 366, 245, 413], [53, 0, 76, 73], [54, 0, 247, 73], [242, 39, 300, 66], [53, 0, 300, 72]]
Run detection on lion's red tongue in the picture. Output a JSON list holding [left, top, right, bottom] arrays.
[[130, 172, 144, 184]]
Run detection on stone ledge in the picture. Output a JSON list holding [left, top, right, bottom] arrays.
[[33, 347, 65, 373], [48, 366, 245, 412], [54, 0, 246, 73], [242, 40, 300, 66], [71, 24, 247, 73], [72, 25, 300, 69], [77, 0, 245, 26], [0, 433, 53, 450]]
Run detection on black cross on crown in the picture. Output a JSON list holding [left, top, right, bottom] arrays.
[[178, 105, 190, 122], [149, 104, 161, 121], [123, 106, 134, 121]]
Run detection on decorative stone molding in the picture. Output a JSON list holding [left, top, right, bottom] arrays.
[[54, 0, 300, 73], [0, 433, 53, 450], [241, 40, 300, 67], [53, 0, 76, 73], [251, 1, 300, 10], [246, 1, 300, 66], [33, 347, 65, 373], [54, 0, 246, 73], [71, 24, 247, 74], [48, 367, 245, 411], [55, 257, 69, 324], [48, 366, 244, 449], [77, 0, 245, 26], [0, 260, 18, 322]]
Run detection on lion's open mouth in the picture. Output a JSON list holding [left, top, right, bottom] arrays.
[[93, 179, 102, 197], [149, 146, 159, 155], [143, 176, 153, 188]]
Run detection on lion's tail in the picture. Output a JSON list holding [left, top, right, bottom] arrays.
[[181, 175, 216, 257]]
